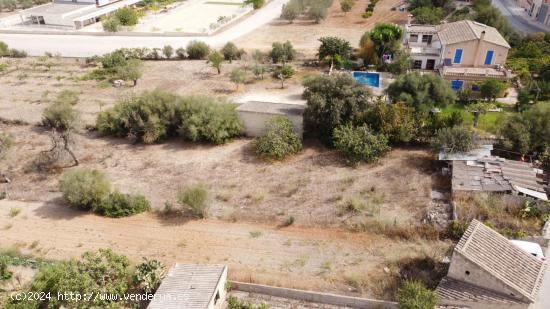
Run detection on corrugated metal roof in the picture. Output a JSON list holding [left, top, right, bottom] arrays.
[[451, 156, 547, 197], [454, 220, 547, 302], [437, 20, 511, 48], [147, 264, 226, 309]]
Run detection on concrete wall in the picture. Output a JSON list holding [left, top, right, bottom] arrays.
[[208, 266, 227, 309], [442, 40, 509, 67], [447, 252, 530, 303], [229, 281, 398, 309], [237, 112, 303, 138]]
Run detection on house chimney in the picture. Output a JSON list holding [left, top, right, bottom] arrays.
[[407, 14, 413, 26], [480, 30, 486, 41]]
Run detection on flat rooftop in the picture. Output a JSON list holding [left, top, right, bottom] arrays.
[[236, 101, 305, 116], [21, 2, 94, 16]]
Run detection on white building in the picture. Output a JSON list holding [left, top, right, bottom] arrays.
[[19, 0, 142, 29]]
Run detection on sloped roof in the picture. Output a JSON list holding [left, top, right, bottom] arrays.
[[436, 277, 527, 305], [437, 20, 511, 48], [147, 264, 226, 309], [454, 220, 547, 302]]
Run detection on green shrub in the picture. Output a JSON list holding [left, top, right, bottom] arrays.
[[95, 191, 151, 218], [333, 124, 390, 165], [244, 0, 265, 9], [269, 41, 296, 64], [7, 249, 130, 308], [59, 169, 111, 210], [186, 40, 211, 60], [42, 100, 79, 131], [396, 280, 437, 309], [447, 220, 468, 240], [0, 41, 8, 56], [102, 16, 120, 32], [433, 126, 475, 154], [221, 42, 242, 62], [96, 90, 178, 143], [97, 91, 242, 144], [114, 7, 140, 26], [253, 116, 302, 160], [176, 96, 243, 144], [162, 45, 174, 59], [134, 258, 165, 293], [56, 90, 79, 106], [177, 184, 208, 218], [0, 256, 12, 281]]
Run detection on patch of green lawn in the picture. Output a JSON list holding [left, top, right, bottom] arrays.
[[439, 103, 514, 135]]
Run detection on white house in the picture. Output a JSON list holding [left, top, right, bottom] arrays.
[[19, 0, 142, 29]]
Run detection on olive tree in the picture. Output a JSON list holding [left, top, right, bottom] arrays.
[[303, 74, 371, 144]]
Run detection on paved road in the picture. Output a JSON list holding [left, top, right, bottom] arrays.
[[492, 0, 550, 34], [0, 0, 288, 57]]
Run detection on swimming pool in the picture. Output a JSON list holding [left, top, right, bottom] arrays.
[[352, 71, 380, 88]]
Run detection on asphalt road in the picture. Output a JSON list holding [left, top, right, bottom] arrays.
[[492, 0, 550, 34], [0, 0, 289, 57]]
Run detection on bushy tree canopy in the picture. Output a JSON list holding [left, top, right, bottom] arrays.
[[317, 36, 353, 67], [433, 126, 475, 153], [303, 74, 371, 144], [386, 72, 456, 111], [269, 41, 296, 64], [333, 124, 390, 165]]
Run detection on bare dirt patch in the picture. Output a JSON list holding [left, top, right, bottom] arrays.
[[0, 57, 309, 125], [0, 200, 451, 298], [0, 55, 451, 299], [235, 0, 409, 52]]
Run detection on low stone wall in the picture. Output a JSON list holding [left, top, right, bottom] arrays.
[[228, 281, 398, 309]]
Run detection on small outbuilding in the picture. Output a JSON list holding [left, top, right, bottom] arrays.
[[147, 264, 227, 309], [436, 220, 548, 309], [236, 101, 305, 137]]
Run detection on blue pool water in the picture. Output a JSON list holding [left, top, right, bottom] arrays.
[[352, 71, 380, 88]]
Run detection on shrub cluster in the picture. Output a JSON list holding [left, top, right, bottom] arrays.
[[59, 169, 150, 217], [5, 249, 165, 308], [253, 116, 302, 160], [396, 280, 438, 309], [97, 90, 242, 144], [177, 184, 208, 218], [280, 0, 332, 23], [333, 124, 390, 165], [102, 7, 141, 32], [0, 0, 49, 11], [0, 41, 27, 58]]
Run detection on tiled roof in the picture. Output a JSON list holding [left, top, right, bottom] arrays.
[[436, 277, 527, 305], [454, 220, 547, 302], [437, 20, 511, 48], [147, 264, 226, 309]]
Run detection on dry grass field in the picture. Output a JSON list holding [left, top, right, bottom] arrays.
[[0, 56, 452, 300], [236, 0, 409, 53]]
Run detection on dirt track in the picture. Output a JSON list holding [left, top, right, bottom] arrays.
[[0, 200, 446, 295]]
